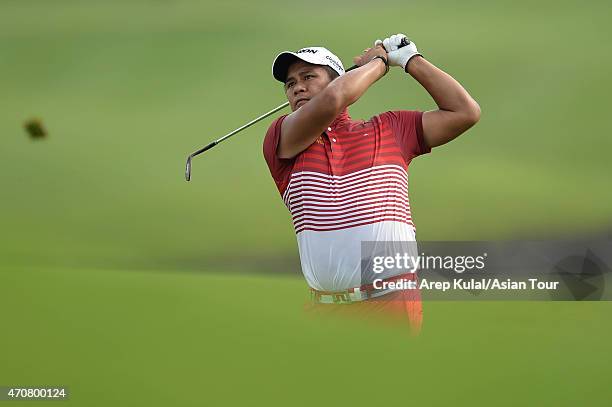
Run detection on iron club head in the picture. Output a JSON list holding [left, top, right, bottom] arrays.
[[185, 155, 192, 181]]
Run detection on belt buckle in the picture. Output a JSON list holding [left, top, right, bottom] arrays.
[[332, 291, 352, 304], [311, 289, 354, 304]]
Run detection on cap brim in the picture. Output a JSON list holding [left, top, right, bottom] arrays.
[[272, 52, 301, 83]]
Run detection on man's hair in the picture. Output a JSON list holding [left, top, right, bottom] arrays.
[[323, 66, 340, 81]]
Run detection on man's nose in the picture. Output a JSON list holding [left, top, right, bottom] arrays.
[[292, 81, 307, 95]]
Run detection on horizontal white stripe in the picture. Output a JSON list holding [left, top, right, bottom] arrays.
[[287, 182, 408, 202], [292, 197, 410, 215], [287, 174, 407, 194], [295, 216, 413, 232], [293, 210, 411, 224], [291, 197, 410, 212], [293, 210, 412, 228], [289, 168, 407, 187], [294, 207, 411, 223], [288, 189, 409, 210], [292, 201, 410, 217], [290, 164, 406, 181]]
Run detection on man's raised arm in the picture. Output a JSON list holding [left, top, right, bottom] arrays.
[[381, 34, 481, 149]]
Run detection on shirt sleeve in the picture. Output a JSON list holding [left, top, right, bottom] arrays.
[[262, 114, 295, 195], [379, 110, 430, 165]]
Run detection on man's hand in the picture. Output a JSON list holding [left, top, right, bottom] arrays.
[[375, 34, 421, 71], [352, 45, 388, 67]]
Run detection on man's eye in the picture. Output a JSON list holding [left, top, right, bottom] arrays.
[[305, 75, 313, 79], [286, 82, 294, 89]]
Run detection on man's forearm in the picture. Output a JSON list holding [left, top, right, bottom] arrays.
[[327, 58, 387, 109], [406, 56, 480, 116]]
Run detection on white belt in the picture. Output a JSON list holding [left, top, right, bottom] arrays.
[[310, 286, 398, 304]]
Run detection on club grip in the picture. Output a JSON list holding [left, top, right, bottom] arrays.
[[347, 36, 411, 71]]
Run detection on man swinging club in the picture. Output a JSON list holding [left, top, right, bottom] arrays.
[[263, 33, 480, 332]]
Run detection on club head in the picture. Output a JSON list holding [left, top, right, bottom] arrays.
[[185, 155, 192, 181]]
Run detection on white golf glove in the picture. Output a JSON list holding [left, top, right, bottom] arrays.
[[374, 34, 421, 70]]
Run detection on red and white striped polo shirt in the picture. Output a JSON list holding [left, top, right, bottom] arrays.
[[263, 109, 430, 291]]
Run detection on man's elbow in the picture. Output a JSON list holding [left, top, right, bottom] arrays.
[[323, 86, 346, 113], [463, 100, 481, 127]]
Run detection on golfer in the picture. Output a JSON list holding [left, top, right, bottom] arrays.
[[263, 34, 480, 332]]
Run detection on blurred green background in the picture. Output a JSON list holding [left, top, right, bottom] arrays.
[[1, 0, 611, 405]]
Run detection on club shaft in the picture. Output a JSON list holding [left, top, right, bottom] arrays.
[[190, 101, 289, 158], [188, 65, 364, 158]]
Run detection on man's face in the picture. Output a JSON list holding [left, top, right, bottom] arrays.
[[284, 60, 334, 112]]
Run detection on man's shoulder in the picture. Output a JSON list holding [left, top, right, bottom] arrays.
[[374, 110, 423, 132], [267, 114, 289, 130], [263, 114, 290, 146], [376, 110, 420, 121]]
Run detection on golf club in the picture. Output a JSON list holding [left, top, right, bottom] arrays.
[[185, 39, 410, 181]]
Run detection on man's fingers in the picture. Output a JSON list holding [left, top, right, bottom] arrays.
[[380, 33, 408, 52], [383, 37, 393, 51], [392, 33, 407, 46]]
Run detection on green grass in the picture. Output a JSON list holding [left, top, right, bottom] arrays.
[[1, 266, 611, 406], [1, 1, 612, 405]]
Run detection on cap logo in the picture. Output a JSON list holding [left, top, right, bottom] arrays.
[[325, 55, 342, 72], [297, 48, 318, 54]]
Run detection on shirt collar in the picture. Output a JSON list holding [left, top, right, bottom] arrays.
[[330, 108, 351, 128]]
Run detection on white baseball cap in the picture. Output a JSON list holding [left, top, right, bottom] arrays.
[[272, 46, 345, 83]]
